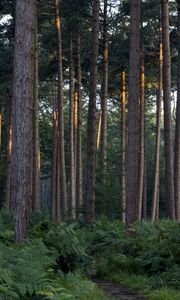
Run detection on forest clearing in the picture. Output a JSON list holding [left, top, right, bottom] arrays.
[[0, 0, 180, 299]]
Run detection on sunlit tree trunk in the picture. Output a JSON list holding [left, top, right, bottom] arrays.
[[11, 0, 36, 242], [55, 0, 67, 219], [126, 0, 140, 225], [86, 0, 100, 223], [97, 110, 102, 152], [138, 52, 145, 220], [161, 0, 175, 219], [151, 23, 163, 221], [121, 67, 126, 223], [174, 0, 180, 221]]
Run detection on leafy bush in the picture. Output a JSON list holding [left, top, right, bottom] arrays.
[[44, 223, 87, 272]]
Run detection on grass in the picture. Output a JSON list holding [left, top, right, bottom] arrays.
[[147, 289, 180, 300], [86, 286, 115, 300], [104, 272, 150, 290], [103, 272, 180, 300]]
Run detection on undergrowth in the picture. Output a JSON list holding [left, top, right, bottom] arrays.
[[0, 211, 179, 300]]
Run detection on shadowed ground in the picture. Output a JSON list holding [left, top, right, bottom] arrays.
[[93, 279, 147, 300]]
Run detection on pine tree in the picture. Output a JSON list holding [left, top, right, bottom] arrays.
[[86, 0, 100, 223], [55, 0, 67, 219], [126, 0, 141, 225], [11, 0, 36, 242], [120, 66, 126, 223], [161, 0, 175, 219], [151, 22, 163, 221], [174, 0, 180, 221]]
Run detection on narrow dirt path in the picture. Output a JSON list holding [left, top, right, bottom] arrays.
[[93, 279, 147, 300]]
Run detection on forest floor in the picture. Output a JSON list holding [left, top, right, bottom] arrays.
[[93, 278, 147, 300]]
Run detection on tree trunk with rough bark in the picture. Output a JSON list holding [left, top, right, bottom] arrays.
[[121, 67, 126, 223], [161, 0, 175, 219], [55, 0, 67, 219], [86, 0, 100, 223], [11, 0, 36, 242], [126, 0, 140, 225], [32, 20, 40, 211], [174, 0, 180, 221]]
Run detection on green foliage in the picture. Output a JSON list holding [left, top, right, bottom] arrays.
[[44, 223, 87, 271], [0, 215, 179, 299], [147, 289, 180, 300], [81, 219, 180, 290], [0, 210, 15, 244]]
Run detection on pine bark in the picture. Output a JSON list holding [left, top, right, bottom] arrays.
[[11, 0, 36, 242], [126, 0, 141, 225], [69, 36, 76, 219], [86, 0, 100, 223], [76, 34, 83, 219], [174, 0, 180, 221], [121, 67, 126, 223], [161, 0, 175, 219], [138, 52, 145, 220], [55, 0, 67, 219], [32, 20, 40, 211], [151, 24, 163, 221], [101, 0, 108, 174]]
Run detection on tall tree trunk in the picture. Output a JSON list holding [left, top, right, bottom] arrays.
[[5, 95, 12, 209], [11, 0, 36, 242], [126, 0, 140, 225], [32, 20, 40, 211], [69, 36, 76, 219], [121, 67, 126, 223], [151, 23, 163, 221], [101, 0, 108, 174], [51, 95, 58, 222], [161, 0, 175, 219], [138, 52, 145, 220], [76, 33, 83, 219], [174, 0, 180, 221], [86, 0, 100, 223], [55, 0, 67, 219]]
